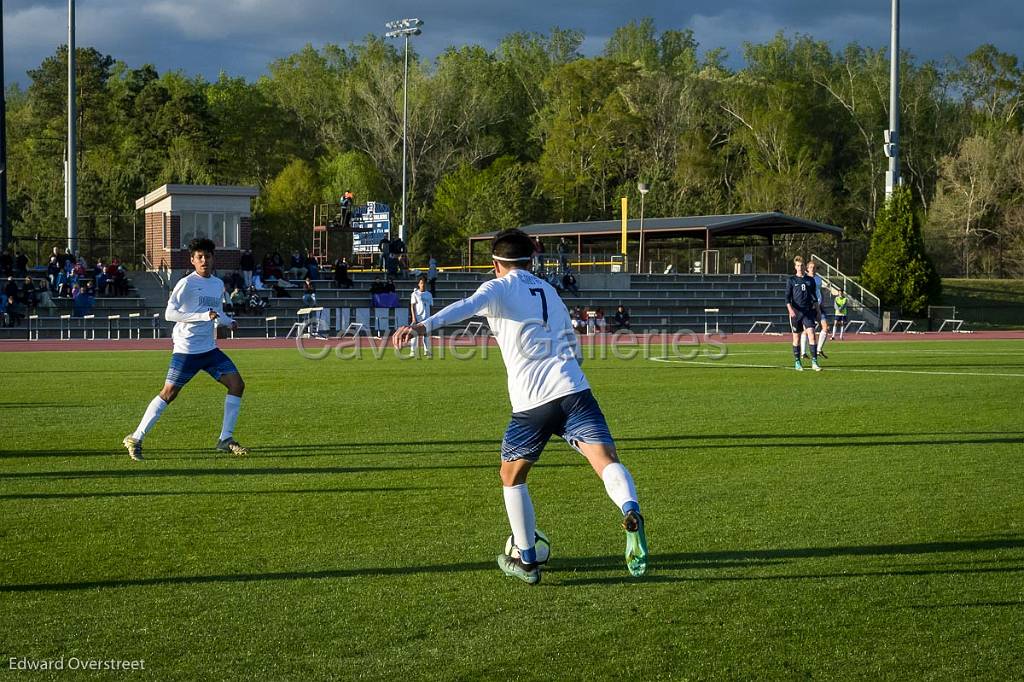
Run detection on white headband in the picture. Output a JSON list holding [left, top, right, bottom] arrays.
[[491, 255, 532, 263]]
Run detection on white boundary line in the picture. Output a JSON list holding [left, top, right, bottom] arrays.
[[650, 357, 1024, 378], [720, 349, 1024, 357]]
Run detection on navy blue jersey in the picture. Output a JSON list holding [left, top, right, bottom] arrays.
[[786, 275, 817, 312]]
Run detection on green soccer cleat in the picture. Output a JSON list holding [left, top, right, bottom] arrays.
[[794, 360, 804, 371], [496, 553, 541, 585], [623, 510, 649, 577], [216, 438, 249, 456], [122, 435, 143, 461]]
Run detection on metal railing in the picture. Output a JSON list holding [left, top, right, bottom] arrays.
[[810, 253, 881, 329]]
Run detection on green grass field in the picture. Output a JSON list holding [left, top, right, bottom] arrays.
[[2, 340, 1023, 680]]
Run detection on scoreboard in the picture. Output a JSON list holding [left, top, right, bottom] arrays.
[[351, 202, 392, 254]]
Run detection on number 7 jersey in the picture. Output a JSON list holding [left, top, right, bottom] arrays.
[[421, 269, 589, 412]]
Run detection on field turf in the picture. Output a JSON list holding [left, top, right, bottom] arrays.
[[1, 339, 1022, 680]]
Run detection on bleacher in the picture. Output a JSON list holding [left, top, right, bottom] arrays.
[[3, 270, 873, 341]]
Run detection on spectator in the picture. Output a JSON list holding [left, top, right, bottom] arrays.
[[427, 255, 438, 296], [612, 305, 631, 332], [112, 259, 129, 296], [240, 250, 255, 288], [72, 281, 95, 317], [229, 286, 245, 313], [272, 280, 291, 298], [378, 235, 391, 272], [570, 306, 584, 333], [595, 307, 607, 333], [95, 260, 108, 296], [21, 277, 40, 312], [304, 251, 320, 281], [60, 247, 74, 272], [55, 269, 71, 298], [370, 277, 387, 295], [333, 257, 353, 289], [4, 276, 19, 301], [302, 277, 317, 305], [47, 254, 60, 293], [561, 271, 580, 296], [340, 190, 354, 229], [288, 251, 307, 280], [531, 237, 544, 272], [6, 295, 24, 326], [245, 286, 267, 315], [385, 276, 397, 294], [14, 251, 28, 277], [557, 237, 570, 273]]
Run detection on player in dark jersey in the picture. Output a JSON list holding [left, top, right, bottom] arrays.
[[785, 256, 821, 372]]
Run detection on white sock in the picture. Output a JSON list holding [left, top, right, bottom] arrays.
[[601, 463, 639, 514], [133, 396, 168, 441], [502, 484, 536, 551], [219, 395, 242, 442], [422, 335, 431, 353], [818, 329, 827, 352], [800, 334, 808, 355]]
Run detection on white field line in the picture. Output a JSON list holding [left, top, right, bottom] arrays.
[[650, 357, 1024, 378]]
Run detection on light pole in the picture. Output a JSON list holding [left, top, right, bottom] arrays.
[[884, 0, 900, 198], [67, 0, 77, 255], [637, 182, 649, 273], [385, 18, 423, 243]]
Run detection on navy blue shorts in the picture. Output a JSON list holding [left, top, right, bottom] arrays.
[[501, 390, 614, 463], [790, 313, 816, 333], [165, 349, 239, 387]]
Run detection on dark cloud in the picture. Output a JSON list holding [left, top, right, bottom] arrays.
[[3, 0, 1022, 86]]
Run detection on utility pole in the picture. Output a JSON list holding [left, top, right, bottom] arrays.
[[884, 0, 900, 198], [385, 18, 423, 243]]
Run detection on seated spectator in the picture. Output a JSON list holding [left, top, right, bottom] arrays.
[[272, 281, 291, 298], [333, 257, 353, 289], [112, 259, 129, 296], [47, 255, 60, 293], [385, 277, 397, 294], [595, 307, 607, 333], [55, 270, 71, 298], [570, 306, 585, 333], [302, 277, 317, 305], [288, 251, 307, 280], [21, 277, 40, 312], [72, 282, 95, 317], [229, 287, 246, 313], [245, 286, 267, 315], [95, 262, 108, 296], [612, 305, 631, 332], [561, 271, 580, 296], [370, 277, 387, 295], [6, 295, 24, 326]]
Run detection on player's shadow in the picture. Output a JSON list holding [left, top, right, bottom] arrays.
[[556, 536, 1024, 585], [0, 486, 433, 501], [0, 461, 586, 481], [4, 537, 1022, 594]]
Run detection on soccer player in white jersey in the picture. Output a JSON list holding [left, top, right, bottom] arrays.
[[804, 260, 830, 359], [122, 238, 248, 460], [392, 229, 648, 585], [408, 275, 433, 358]]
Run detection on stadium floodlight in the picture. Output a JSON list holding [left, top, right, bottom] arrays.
[[637, 182, 650, 273], [385, 18, 424, 242]]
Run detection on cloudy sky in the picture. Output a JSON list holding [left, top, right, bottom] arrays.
[[4, 0, 1022, 86]]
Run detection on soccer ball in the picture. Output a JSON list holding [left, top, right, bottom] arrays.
[[504, 529, 551, 564]]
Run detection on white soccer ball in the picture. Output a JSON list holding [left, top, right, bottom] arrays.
[[504, 529, 551, 564]]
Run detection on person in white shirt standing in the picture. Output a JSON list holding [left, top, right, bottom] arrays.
[[408, 275, 433, 358], [122, 238, 248, 461], [393, 229, 647, 585]]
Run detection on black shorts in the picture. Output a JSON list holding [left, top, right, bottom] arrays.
[[790, 313, 816, 333]]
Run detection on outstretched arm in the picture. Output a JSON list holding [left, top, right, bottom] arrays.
[[392, 281, 498, 349]]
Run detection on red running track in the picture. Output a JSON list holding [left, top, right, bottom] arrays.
[[2, 330, 1023, 353]]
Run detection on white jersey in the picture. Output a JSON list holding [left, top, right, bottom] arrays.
[[421, 268, 588, 412], [410, 289, 433, 322], [166, 272, 234, 355]]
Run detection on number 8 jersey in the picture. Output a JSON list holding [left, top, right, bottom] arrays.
[[421, 269, 589, 412]]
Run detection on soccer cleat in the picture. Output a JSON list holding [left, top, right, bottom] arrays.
[[819, 350, 829, 359], [497, 553, 541, 585], [122, 435, 144, 461], [812, 361, 822, 372], [794, 360, 804, 371], [216, 438, 249, 456], [623, 510, 649, 576]]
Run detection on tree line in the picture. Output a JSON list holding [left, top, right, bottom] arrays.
[[5, 20, 1023, 276]]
